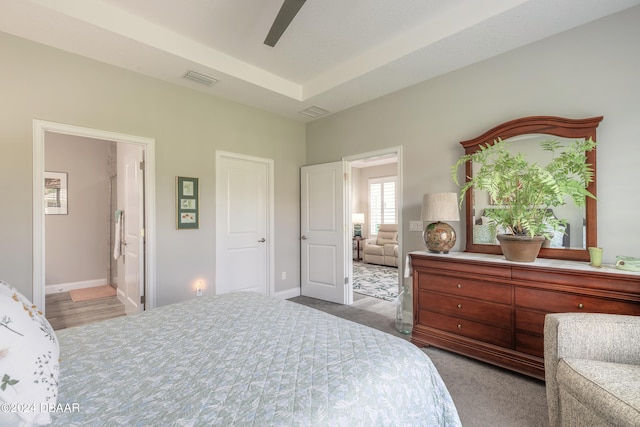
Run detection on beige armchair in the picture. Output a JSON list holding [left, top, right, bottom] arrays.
[[363, 224, 398, 267], [544, 313, 640, 427]]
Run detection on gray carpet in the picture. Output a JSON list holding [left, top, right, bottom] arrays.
[[289, 294, 549, 427]]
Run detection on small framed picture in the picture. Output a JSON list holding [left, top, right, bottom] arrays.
[[44, 171, 68, 215], [176, 176, 199, 229]]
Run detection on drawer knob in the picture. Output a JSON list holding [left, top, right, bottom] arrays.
[[457, 304, 463, 309], [457, 284, 462, 289], [457, 324, 462, 329], [578, 303, 584, 309]]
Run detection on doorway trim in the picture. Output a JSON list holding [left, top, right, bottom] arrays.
[[343, 146, 403, 286], [32, 119, 156, 313]]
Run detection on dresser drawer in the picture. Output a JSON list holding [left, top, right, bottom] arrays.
[[419, 291, 512, 325], [418, 310, 513, 348], [417, 272, 511, 304], [515, 332, 544, 358], [515, 309, 546, 335], [515, 287, 640, 314], [411, 256, 510, 279]]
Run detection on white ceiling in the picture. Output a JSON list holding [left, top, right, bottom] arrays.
[[2, 0, 639, 122]]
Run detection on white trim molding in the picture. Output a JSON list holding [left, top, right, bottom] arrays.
[[45, 279, 108, 295]]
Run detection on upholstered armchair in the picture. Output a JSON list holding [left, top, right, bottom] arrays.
[[544, 313, 640, 427], [363, 224, 398, 267]]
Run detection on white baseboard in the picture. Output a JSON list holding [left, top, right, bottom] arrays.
[[45, 278, 108, 295], [273, 287, 300, 300]]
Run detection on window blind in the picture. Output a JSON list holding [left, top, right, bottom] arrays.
[[369, 176, 397, 235]]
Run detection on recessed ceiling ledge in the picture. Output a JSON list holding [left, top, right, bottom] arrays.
[[30, 0, 304, 101]]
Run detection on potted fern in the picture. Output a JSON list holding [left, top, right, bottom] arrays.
[[451, 137, 597, 262]]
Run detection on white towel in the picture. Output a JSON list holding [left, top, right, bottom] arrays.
[[113, 210, 123, 260], [404, 254, 412, 278]]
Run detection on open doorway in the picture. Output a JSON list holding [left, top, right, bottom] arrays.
[[43, 134, 127, 329], [32, 120, 156, 329], [346, 147, 402, 320]]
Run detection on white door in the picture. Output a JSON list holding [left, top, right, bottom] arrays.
[[216, 153, 271, 295], [118, 143, 144, 314], [300, 161, 351, 304]]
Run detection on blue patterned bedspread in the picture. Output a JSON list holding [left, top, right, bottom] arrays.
[[53, 292, 460, 426]]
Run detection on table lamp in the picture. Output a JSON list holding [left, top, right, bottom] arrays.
[[352, 213, 365, 237], [421, 193, 460, 253]]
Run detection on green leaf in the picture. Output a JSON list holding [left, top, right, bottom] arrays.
[[1, 374, 19, 391], [451, 136, 596, 237]]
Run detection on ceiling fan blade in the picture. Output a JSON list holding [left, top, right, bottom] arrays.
[[264, 0, 307, 47]]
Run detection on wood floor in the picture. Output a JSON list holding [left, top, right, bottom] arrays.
[[45, 291, 126, 330]]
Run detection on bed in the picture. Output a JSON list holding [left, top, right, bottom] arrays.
[[1, 283, 460, 426]]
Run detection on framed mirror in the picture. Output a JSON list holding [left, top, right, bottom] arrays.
[[459, 116, 603, 262]]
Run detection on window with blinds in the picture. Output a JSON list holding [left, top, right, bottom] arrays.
[[369, 176, 397, 235]]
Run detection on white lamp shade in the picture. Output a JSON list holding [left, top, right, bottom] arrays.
[[421, 193, 460, 222], [352, 213, 365, 224]]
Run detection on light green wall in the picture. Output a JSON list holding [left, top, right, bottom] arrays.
[[307, 6, 640, 268], [0, 32, 305, 304]]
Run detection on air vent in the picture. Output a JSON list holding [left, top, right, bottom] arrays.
[[298, 105, 329, 118], [183, 70, 218, 86]]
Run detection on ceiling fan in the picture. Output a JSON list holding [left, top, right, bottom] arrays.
[[264, 0, 307, 47]]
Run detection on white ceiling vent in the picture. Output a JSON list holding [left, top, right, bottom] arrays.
[[183, 70, 218, 86], [298, 105, 329, 118]]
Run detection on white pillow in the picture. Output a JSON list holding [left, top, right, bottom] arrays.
[[0, 281, 59, 426]]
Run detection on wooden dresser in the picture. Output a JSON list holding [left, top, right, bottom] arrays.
[[409, 251, 640, 380]]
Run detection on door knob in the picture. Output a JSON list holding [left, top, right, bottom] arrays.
[[258, 238, 266, 243], [301, 235, 307, 240]]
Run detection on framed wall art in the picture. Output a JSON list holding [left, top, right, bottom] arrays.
[[176, 176, 199, 229], [44, 171, 68, 215]]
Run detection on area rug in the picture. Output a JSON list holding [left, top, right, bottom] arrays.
[[69, 285, 117, 302], [352, 261, 399, 302]]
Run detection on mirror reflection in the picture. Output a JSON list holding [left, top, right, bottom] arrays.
[[471, 134, 586, 249], [459, 115, 602, 262]]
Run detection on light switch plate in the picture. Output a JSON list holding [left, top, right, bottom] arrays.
[[410, 221, 424, 232]]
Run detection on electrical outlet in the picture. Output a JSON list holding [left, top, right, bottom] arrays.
[[281, 272, 286, 280], [410, 221, 424, 232]]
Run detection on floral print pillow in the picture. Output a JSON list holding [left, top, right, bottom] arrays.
[[0, 281, 59, 426]]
